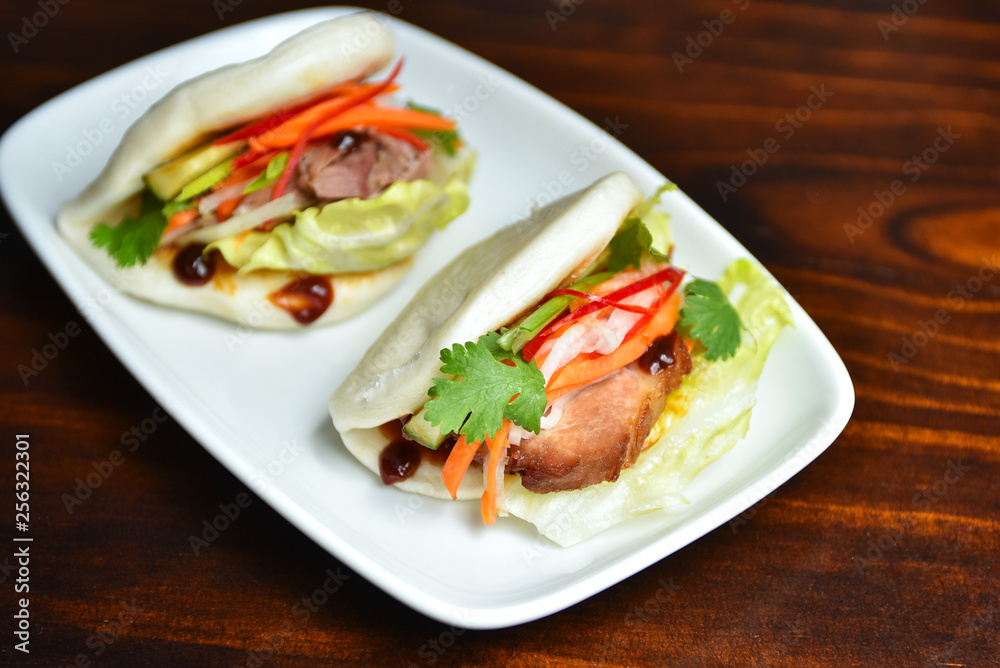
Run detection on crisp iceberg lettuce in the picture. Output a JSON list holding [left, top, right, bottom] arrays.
[[502, 258, 794, 546], [208, 150, 475, 274]]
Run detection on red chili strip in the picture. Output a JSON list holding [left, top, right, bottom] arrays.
[[622, 277, 683, 343], [212, 58, 403, 147], [373, 125, 430, 151], [231, 148, 278, 171], [213, 100, 321, 147], [271, 119, 320, 200], [304, 58, 404, 126], [522, 266, 684, 361], [547, 288, 649, 314], [270, 59, 406, 201]]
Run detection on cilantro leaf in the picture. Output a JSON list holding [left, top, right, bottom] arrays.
[[425, 331, 547, 442], [406, 102, 460, 156], [606, 183, 677, 271], [680, 278, 743, 361], [607, 217, 668, 272], [243, 152, 289, 194], [89, 192, 167, 268]]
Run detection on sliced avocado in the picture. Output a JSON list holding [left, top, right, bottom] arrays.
[[144, 140, 244, 201], [175, 158, 234, 202], [402, 406, 446, 449]]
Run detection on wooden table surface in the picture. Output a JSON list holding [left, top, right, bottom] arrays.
[[2, 0, 998, 665]]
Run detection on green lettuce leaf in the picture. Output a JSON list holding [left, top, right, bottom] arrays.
[[502, 258, 794, 546], [208, 150, 475, 274]]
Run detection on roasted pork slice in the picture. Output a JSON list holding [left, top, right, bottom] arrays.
[[507, 332, 692, 493], [368, 134, 431, 192], [297, 130, 432, 202], [307, 140, 379, 200]]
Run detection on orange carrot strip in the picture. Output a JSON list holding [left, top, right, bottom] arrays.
[[480, 493, 495, 525], [442, 435, 479, 501], [210, 79, 374, 146], [164, 208, 198, 234], [215, 197, 240, 222], [264, 60, 404, 143], [372, 125, 430, 151], [481, 421, 511, 525], [213, 152, 275, 191], [546, 292, 682, 395], [257, 106, 457, 150]]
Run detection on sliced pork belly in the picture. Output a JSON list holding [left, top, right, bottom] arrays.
[[507, 332, 692, 493], [297, 130, 431, 202]]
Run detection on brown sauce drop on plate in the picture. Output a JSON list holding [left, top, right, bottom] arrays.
[[269, 275, 333, 325], [172, 244, 217, 286]]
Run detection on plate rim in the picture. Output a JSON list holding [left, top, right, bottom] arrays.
[[0, 6, 855, 629]]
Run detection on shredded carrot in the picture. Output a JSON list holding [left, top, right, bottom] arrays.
[[546, 291, 682, 396], [215, 197, 240, 222], [213, 152, 275, 191], [264, 60, 404, 143], [257, 106, 457, 150], [165, 208, 198, 234], [373, 125, 430, 151], [211, 79, 371, 146], [480, 421, 511, 525], [271, 118, 320, 200], [442, 435, 480, 501]]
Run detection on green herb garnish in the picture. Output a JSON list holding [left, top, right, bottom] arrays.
[[680, 279, 743, 361], [424, 331, 546, 442], [89, 191, 168, 268]]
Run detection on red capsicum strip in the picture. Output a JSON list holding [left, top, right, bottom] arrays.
[[546, 289, 649, 314], [372, 125, 430, 151], [522, 266, 684, 361], [212, 93, 343, 147], [271, 119, 320, 200], [270, 59, 407, 200], [623, 278, 683, 343]]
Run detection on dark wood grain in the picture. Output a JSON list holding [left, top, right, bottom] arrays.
[[2, 0, 998, 665]]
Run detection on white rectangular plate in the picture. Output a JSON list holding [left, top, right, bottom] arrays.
[[0, 7, 853, 629]]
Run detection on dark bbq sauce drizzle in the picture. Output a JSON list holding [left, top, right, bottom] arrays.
[[172, 244, 218, 286], [640, 331, 681, 375], [377, 420, 457, 486], [269, 275, 334, 325], [333, 129, 366, 154]]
